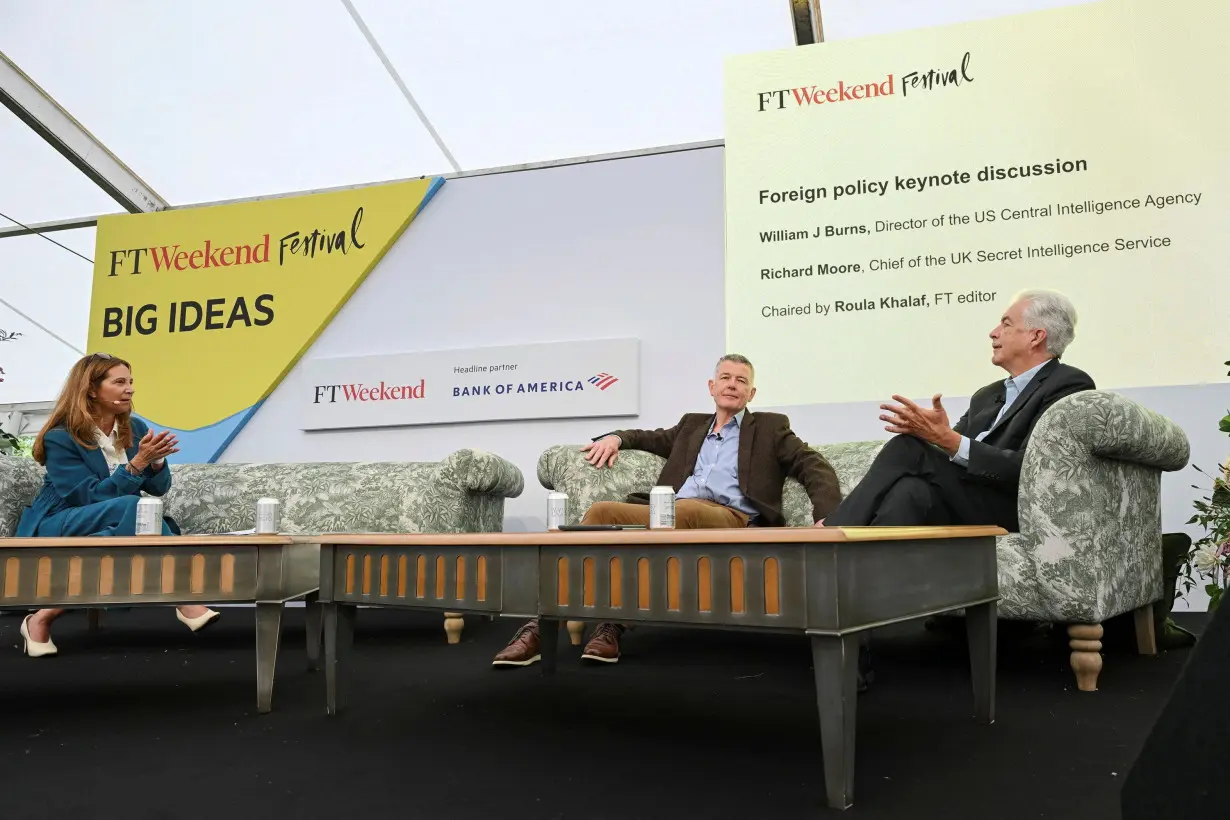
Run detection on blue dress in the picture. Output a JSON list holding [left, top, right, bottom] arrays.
[[15, 417, 180, 538]]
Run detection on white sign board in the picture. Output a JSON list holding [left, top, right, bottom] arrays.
[[297, 338, 640, 430]]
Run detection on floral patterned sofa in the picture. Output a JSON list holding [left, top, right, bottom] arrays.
[[0, 448, 525, 643], [536, 391, 1190, 691]]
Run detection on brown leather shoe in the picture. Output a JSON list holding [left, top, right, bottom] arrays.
[[581, 622, 624, 663], [492, 620, 541, 667]]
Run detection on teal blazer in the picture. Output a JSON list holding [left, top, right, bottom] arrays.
[[15, 417, 175, 537]]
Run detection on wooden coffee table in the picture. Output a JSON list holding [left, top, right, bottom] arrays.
[[0, 534, 320, 713], [309, 525, 1002, 810]]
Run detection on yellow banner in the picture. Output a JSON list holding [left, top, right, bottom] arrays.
[[87, 177, 442, 458]]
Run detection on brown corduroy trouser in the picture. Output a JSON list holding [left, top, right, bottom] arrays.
[[581, 498, 749, 529]]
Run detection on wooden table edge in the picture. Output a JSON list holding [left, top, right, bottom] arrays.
[[292, 525, 1006, 547], [0, 535, 295, 548], [838, 525, 1006, 541]]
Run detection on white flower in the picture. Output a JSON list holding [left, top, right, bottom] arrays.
[[1193, 545, 1223, 574]]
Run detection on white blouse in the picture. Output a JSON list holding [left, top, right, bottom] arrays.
[[94, 425, 128, 472]]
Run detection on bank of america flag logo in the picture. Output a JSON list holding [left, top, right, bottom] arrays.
[[588, 372, 619, 390]]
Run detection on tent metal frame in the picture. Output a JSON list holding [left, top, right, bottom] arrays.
[[0, 2, 816, 393], [1, 1, 821, 239], [0, 51, 168, 215], [0, 138, 726, 240]]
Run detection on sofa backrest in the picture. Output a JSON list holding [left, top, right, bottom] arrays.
[[536, 390, 1191, 528], [0, 448, 525, 536], [782, 441, 887, 526], [536, 440, 887, 527], [166, 461, 444, 534], [168, 447, 525, 533]]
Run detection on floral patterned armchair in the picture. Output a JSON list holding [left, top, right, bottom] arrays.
[[536, 391, 1190, 691]]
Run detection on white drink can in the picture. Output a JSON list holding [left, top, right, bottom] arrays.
[[255, 497, 281, 534], [649, 486, 676, 529], [135, 496, 163, 535], [546, 491, 568, 531]]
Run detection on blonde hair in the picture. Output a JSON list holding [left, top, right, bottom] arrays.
[[32, 353, 135, 465]]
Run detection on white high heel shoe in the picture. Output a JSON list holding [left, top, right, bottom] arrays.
[[20, 615, 58, 657], [176, 608, 221, 632]]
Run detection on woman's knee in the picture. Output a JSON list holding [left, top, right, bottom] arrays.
[[106, 495, 142, 513], [100, 495, 142, 526]]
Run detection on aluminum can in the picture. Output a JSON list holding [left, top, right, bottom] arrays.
[[546, 491, 568, 531], [255, 497, 282, 534], [135, 496, 163, 535], [649, 486, 676, 529]]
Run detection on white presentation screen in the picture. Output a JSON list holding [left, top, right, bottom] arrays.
[[723, 0, 1230, 406]]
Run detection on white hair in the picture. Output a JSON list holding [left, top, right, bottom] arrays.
[[1014, 289, 1077, 357]]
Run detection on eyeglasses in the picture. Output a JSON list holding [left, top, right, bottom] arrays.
[[88, 352, 113, 361]]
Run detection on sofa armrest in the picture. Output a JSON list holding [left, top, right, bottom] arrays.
[[412, 449, 523, 534], [0, 454, 45, 537], [537, 445, 664, 526], [1008, 391, 1190, 623], [1081, 395, 1191, 471], [437, 448, 525, 498]]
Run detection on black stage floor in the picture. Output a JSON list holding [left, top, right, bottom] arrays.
[[0, 608, 1201, 819]]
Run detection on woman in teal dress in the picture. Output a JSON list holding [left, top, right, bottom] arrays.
[[15, 353, 219, 656]]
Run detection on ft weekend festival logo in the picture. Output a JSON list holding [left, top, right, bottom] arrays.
[[755, 51, 974, 111], [98, 206, 369, 339]]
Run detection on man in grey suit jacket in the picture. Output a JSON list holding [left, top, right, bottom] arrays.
[[823, 289, 1096, 531]]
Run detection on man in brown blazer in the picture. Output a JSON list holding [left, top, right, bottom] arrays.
[[493, 353, 842, 667]]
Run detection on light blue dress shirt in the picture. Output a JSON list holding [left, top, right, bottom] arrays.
[[675, 409, 758, 519], [952, 359, 1050, 467]]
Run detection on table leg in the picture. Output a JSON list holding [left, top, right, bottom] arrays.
[[255, 602, 283, 715], [304, 592, 322, 672], [811, 633, 860, 811], [324, 603, 357, 716], [964, 601, 997, 724], [539, 617, 560, 677]]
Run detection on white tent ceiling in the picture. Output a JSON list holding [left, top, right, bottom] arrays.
[[1, 0, 794, 209], [0, 0, 1088, 404]]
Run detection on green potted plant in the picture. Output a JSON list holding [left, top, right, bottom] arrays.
[[0, 429, 34, 459], [1177, 360, 1230, 613]]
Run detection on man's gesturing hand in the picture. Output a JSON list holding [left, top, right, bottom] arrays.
[[580, 435, 621, 468], [880, 394, 962, 455]]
